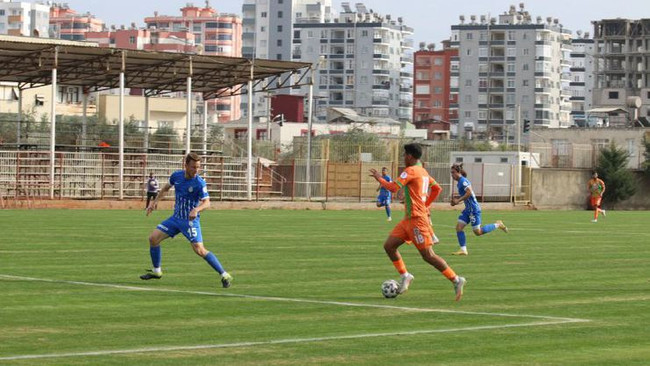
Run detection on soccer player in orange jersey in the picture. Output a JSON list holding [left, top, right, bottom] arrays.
[[370, 143, 466, 301], [587, 170, 606, 222]]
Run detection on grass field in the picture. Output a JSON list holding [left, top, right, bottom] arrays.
[[1, 208, 649, 365]]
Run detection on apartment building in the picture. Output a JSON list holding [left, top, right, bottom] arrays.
[[144, 2, 242, 122], [413, 41, 458, 132], [450, 4, 572, 141], [49, 2, 103, 41], [592, 18, 650, 124], [241, 0, 332, 119], [569, 33, 595, 127], [0, 0, 49, 37], [293, 2, 414, 122]]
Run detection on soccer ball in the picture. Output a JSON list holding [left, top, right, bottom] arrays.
[[381, 279, 400, 298]]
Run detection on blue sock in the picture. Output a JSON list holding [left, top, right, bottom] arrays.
[[204, 252, 225, 275], [150, 246, 161, 268], [385, 205, 391, 218], [482, 223, 497, 234], [456, 231, 466, 249]]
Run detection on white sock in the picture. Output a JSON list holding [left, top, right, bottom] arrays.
[[153, 267, 162, 274]]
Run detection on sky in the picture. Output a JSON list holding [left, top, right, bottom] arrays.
[[61, 0, 648, 46]]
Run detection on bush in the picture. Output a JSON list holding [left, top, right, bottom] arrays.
[[596, 142, 637, 205]]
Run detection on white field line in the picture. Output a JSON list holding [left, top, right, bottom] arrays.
[[0, 320, 581, 361], [0, 274, 590, 361], [0, 274, 587, 322]]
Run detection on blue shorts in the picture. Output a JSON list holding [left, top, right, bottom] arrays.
[[458, 210, 482, 229], [377, 195, 391, 206], [157, 216, 203, 243]]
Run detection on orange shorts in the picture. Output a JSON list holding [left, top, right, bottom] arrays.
[[390, 216, 435, 250], [590, 196, 602, 208]]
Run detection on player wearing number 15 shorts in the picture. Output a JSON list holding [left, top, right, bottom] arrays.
[[370, 143, 466, 301], [141, 152, 232, 288]]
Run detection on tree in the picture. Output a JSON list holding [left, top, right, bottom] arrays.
[[596, 142, 637, 205]]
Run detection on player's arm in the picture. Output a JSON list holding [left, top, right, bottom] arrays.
[[369, 169, 400, 193], [599, 179, 606, 196], [189, 197, 210, 220], [146, 183, 171, 215], [425, 180, 442, 207], [451, 184, 472, 206]]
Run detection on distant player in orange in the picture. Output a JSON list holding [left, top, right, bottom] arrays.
[[588, 170, 606, 222], [370, 143, 466, 301]]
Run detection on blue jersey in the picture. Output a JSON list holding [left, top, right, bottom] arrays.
[[169, 170, 209, 220], [379, 175, 392, 198], [457, 176, 480, 213]]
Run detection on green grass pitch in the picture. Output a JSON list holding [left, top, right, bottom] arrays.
[[1, 208, 649, 365]]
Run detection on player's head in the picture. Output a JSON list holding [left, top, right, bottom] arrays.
[[381, 167, 388, 175], [149, 172, 154, 178], [184, 152, 201, 178], [592, 170, 598, 179], [451, 163, 467, 180], [403, 143, 422, 166]]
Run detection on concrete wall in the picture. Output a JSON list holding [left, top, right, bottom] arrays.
[[531, 168, 650, 210]]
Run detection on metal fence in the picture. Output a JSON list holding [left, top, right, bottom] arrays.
[[0, 150, 526, 206]]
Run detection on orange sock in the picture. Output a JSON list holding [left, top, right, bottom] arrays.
[[392, 259, 407, 275], [594, 210, 599, 220], [441, 267, 457, 282]]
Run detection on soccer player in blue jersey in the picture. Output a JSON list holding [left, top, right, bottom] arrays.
[[450, 163, 508, 256], [140, 152, 232, 288], [375, 167, 392, 221]]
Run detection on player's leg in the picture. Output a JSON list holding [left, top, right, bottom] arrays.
[[385, 220, 411, 292], [184, 221, 232, 288], [384, 199, 392, 221], [416, 243, 466, 301], [145, 193, 152, 209], [591, 197, 599, 222], [141, 228, 169, 280], [454, 212, 469, 255]]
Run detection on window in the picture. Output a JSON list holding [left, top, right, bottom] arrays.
[[465, 79, 472, 87], [455, 157, 464, 163], [129, 36, 136, 44], [474, 157, 482, 163], [507, 48, 516, 57], [609, 91, 619, 99], [434, 72, 442, 80], [500, 157, 508, 163], [234, 128, 247, 140], [277, 40, 282, 46], [523, 80, 529, 86], [158, 121, 173, 129], [522, 63, 529, 71], [277, 25, 283, 32], [277, 11, 283, 18], [261, 12, 267, 18], [464, 111, 472, 118], [0, 10, 4, 15], [434, 57, 443, 66], [466, 33, 473, 40]]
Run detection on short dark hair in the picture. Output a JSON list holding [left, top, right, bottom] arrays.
[[185, 152, 201, 165], [404, 143, 422, 159]]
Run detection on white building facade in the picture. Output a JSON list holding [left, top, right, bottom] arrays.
[[0, 0, 49, 37], [293, 2, 414, 123], [450, 4, 572, 141]]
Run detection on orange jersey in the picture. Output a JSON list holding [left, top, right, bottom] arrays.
[[395, 163, 439, 218], [587, 178, 605, 198]]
